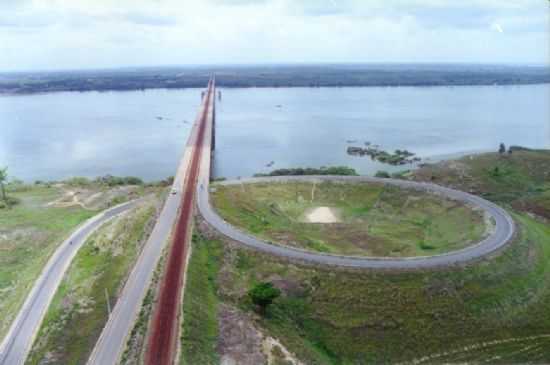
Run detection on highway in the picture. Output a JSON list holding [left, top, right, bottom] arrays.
[[87, 80, 215, 365], [197, 176, 516, 269], [0, 199, 139, 365]]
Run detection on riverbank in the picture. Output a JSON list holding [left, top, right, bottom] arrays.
[[1, 64, 549, 95]]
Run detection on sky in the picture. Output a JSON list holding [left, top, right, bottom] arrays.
[[1, 0, 549, 71]]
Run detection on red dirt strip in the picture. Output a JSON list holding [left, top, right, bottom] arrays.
[[144, 79, 214, 365]]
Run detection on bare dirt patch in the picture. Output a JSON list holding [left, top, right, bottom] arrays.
[[217, 303, 303, 365], [264, 336, 304, 365], [45, 185, 140, 210], [218, 304, 266, 365], [302, 206, 340, 223]]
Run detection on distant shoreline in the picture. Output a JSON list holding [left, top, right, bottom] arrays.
[[1, 64, 548, 95], [1, 82, 549, 96]]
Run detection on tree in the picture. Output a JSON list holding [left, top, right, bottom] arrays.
[[248, 282, 281, 314], [0, 167, 7, 202], [499, 143, 506, 154]]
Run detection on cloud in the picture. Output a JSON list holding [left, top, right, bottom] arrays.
[[0, 0, 548, 71], [120, 12, 178, 27]]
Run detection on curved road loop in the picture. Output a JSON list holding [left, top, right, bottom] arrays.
[[197, 176, 516, 269], [0, 199, 139, 365]]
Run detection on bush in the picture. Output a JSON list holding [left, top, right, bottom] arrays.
[[375, 171, 391, 178], [95, 175, 143, 186], [0, 196, 20, 209], [122, 176, 144, 185], [248, 282, 281, 313], [419, 242, 435, 250], [391, 171, 410, 180], [108, 196, 128, 207], [6, 180, 30, 193], [255, 166, 358, 177], [66, 177, 92, 186]]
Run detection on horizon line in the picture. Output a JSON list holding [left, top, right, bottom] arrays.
[[2, 61, 549, 75]]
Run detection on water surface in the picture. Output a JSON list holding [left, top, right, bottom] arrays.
[[1, 85, 548, 182]]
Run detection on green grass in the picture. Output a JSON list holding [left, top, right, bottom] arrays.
[[201, 149, 550, 364], [205, 212, 550, 364], [415, 149, 550, 204], [0, 186, 95, 342], [180, 232, 223, 365], [25, 202, 156, 365], [211, 181, 486, 257]]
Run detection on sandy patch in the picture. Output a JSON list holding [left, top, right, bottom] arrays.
[[304, 207, 340, 223], [45, 185, 138, 210], [263, 336, 304, 365], [218, 304, 266, 365]]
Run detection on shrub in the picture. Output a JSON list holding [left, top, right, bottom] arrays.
[[122, 176, 143, 185], [375, 171, 391, 178], [0, 196, 20, 209], [248, 282, 281, 314], [67, 177, 92, 186], [95, 175, 143, 186], [255, 166, 358, 177], [419, 241, 435, 250]]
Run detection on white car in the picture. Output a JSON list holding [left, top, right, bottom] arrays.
[[171, 189, 178, 195]]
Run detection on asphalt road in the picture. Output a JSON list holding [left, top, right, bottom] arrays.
[[0, 199, 139, 365], [86, 191, 181, 365], [197, 176, 516, 269]]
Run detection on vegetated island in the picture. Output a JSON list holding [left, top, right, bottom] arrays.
[[1, 64, 549, 95], [254, 166, 358, 177], [347, 143, 422, 165]]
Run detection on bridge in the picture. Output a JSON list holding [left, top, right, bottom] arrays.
[[88, 78, 217, 365]]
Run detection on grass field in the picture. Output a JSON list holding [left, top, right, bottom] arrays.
[[185, 149, 550, 364], [25, 199, 157, 365], [414, 149, 550, 206], [0, 185, 95, 343], [202, 211, 550, 364], [211, 181, 487, 257], [179, 233, 223, 365]]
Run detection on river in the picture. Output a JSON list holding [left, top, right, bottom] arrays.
[[1, 84, 548, 182]]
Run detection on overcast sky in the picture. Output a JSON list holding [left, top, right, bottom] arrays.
[[1, 0, 549, 71]]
